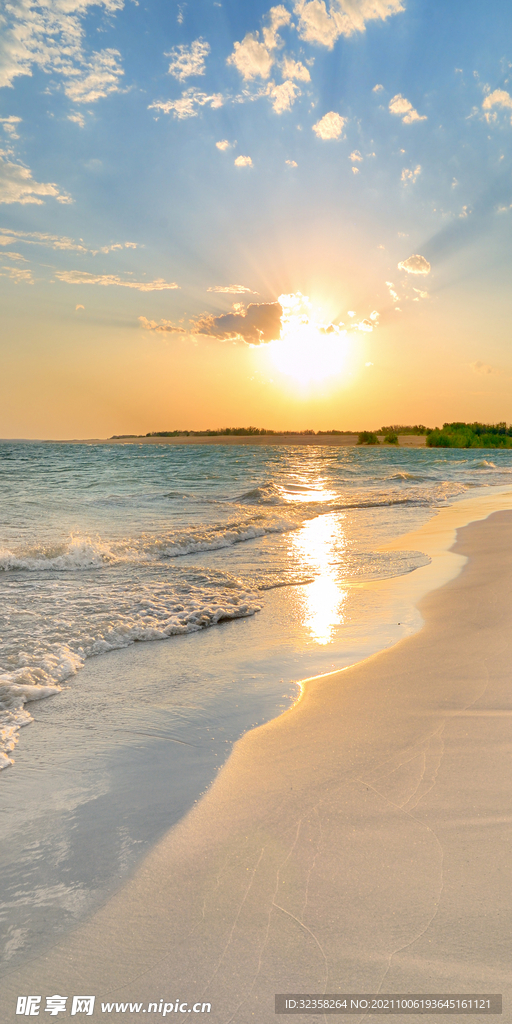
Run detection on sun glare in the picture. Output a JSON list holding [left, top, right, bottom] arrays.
[[266, 293, 350, 386]]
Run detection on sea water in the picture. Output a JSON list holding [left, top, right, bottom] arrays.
[[2, 440, 512, 968], [2, 440, 512, 770]]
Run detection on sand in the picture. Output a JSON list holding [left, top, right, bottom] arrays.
[[59, 434, 427, 447], [1, 497, 511, 1023]]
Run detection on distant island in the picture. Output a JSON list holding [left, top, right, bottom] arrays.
[[110, 423, 512, 448]]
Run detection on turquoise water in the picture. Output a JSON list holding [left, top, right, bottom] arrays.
[[2, 440, 512, 768]]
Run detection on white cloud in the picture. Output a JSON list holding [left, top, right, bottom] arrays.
[[68, 112, 86, 127], [312, 110, 346, 139], [227, 5, 291, 80], [353, 318, 373, 331], [0, 263, 34, 283], [75, 304, 84, 310], [389, 93, 426, 123], [280, 56, 311, 81], [373, 83, 384, 92], [56, 271, 180, 290], [262, 5, 291, 48], [286, 159, 298, 166], [350, 150, 362, 161], [227, 33, 274, 80], [207, 284, 258, 293], [0, 154, 71, 205], [482, 88, 512, 113], [268, 79, 301, 113], [234, 155, 253, 167], [0, 0, 125, 103], [398, 253, 430, 274], [401, 164, 421, 184], [166, 38, 210, 81], [385, 280, 400, 302], [149, 89, 223, 118], [347, 310, 355, 316], [294, 0, 404, 49], [413, 287, 428, 299], [0, 116, 22, 138], [352, 166, 359, 174], [216, 139, 231, 150], [0, 227, 138, 254], [63, 49, 124, 104], [369, 310, 379, 320]]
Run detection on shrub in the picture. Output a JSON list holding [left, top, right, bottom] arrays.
[[357, 431, 379, 445], [384, 431, 399, 445]]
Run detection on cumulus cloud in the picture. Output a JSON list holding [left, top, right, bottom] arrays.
[[234, 154, 253, 167], [216, 139, 231, 150], [294, 0, 404, 49], [281, 56, 311, 81], [350, 150, 363, 161], [389, 93, 426, 124], [166, 38, 210, 81], [312, 110, 346, 139], [0, 116, 22, 138], [0, 0, 125, 103], [373, 83, 384, 92], [0, 154, 72, 205], [56, 271, 180, 290], [482, 89, 512, 114], [194, 301, 283, 344], [207, 284, 258, 293], [352, 166, 359, 174], [398, 253, 431, 274], [470, 360, 493, 375], [149, 89, 223, 118], [286, 159, 298, 166], [267, 79, 301, 113], [263, 5, 292, 47], [401, 164, 421, 184], [227, 34, 274, 80], [227, 6, 291, 80]]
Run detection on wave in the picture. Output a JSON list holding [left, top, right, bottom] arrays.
[[0, 581, 262, 769], [0, 518, 295, 572], [235, 481, 286, 505]]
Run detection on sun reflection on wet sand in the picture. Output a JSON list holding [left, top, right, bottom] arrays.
[[289, 512, 347, 645]]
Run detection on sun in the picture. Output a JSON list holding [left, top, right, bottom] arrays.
[[265, 293, 350, 386]]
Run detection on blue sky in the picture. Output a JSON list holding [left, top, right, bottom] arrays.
[[1, 0, 512, 436]]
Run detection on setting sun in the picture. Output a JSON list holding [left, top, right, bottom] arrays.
[[264, 293, 351, 386]]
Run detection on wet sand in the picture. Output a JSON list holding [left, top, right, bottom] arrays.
[[1, 498, 511, 1023]]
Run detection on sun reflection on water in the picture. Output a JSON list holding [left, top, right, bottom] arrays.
[[289, 512, 347, 645]]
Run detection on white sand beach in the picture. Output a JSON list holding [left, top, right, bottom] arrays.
[[1, 491, 511, 1022]]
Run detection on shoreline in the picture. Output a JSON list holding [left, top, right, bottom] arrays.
[[1, 487, 511, 1022], [2, 434, 428, 447]]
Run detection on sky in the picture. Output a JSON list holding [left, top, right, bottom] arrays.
[[1, 0, 512, 437]]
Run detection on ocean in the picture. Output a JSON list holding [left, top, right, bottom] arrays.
[[2, 440, 512, 770], [2, 440, 512, 968]]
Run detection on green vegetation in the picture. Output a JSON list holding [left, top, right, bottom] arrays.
[[384, 431, 399, 445], [426, 422, 512, 448], [380, 424, 431, 435], [357, 431, 379, 445]]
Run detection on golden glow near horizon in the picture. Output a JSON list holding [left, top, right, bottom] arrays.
[[265, 293, 350, 386], [290, 511, 347, 645]]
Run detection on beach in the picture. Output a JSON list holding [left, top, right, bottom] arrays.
[[1, 485, 511, 1022]]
